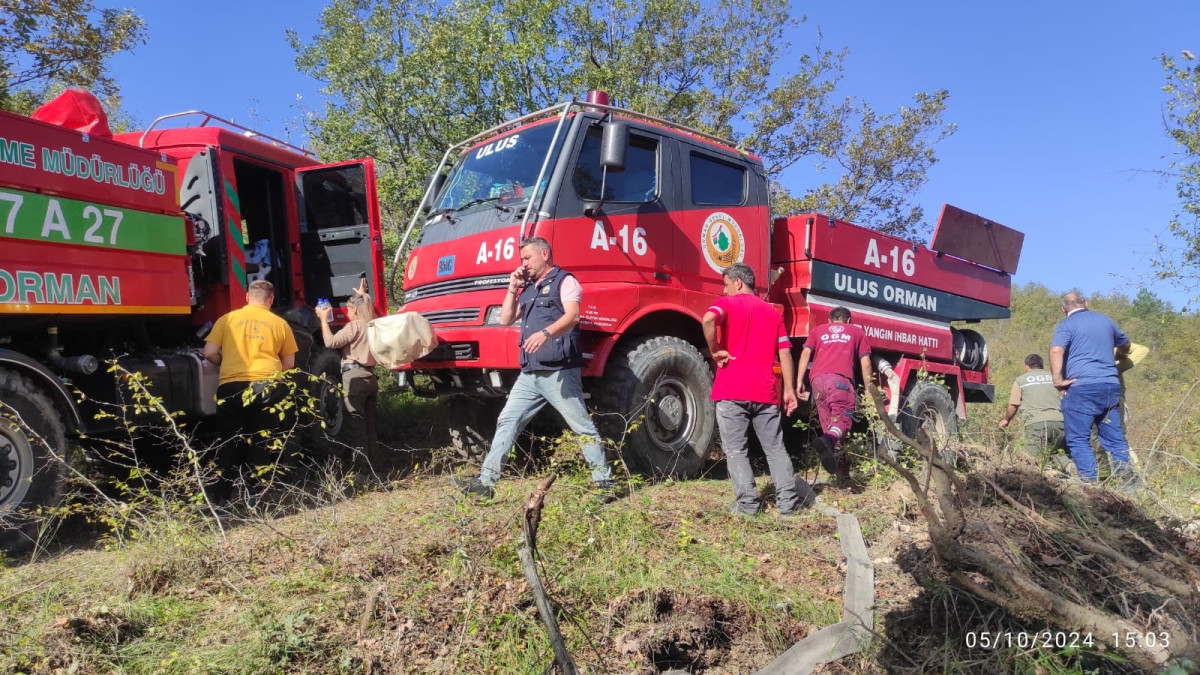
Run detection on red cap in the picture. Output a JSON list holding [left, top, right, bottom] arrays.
[[585, 90, 610, 107]]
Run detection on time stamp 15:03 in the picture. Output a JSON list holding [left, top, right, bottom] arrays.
[[964, 631, 1171, 650]]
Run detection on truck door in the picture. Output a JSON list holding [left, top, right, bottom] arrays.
[[179, 148, 227, 288], [555, 124, 676, 286], [675, 145, 769, 297], [297, 159, 387, 318]]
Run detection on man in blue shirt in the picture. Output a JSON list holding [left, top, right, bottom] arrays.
[[1049, 290, 1134, 483]]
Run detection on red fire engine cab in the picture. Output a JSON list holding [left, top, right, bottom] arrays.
[[392, 90, 1022, 477]]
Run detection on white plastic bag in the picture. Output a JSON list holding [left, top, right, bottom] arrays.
[[367, 312, 438, 367]]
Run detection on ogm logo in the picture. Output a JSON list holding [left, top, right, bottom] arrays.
[[701, 212, 745, 273]]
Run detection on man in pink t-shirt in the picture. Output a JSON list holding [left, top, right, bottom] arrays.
[[703, 263, 816, 515], [796, 306, 873, 483]]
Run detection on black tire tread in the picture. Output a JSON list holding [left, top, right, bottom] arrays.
[[0, 368, 69, 551], [446, 396, 501, 461], [595, 335, 713, 478], [899, 380, 959, 464], [305, 348, 348, 457]]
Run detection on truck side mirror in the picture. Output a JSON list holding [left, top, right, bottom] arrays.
[[600, 121, 628, 171], [420, 171, 447, 213], [584, 121, 629, 217]]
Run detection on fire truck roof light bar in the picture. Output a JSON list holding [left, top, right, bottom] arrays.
[[138, 110, 315, 158]]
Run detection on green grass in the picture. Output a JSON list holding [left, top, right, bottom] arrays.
[[0, 471, 849, 673]]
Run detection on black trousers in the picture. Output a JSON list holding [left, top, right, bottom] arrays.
[[215, 380, 292, 477]]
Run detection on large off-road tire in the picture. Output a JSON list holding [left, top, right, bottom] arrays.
[[446, 396, 502, 461], [0, 369, 69, 550], [306, 350, 349, 459], [899, 380, 959, 466], [596, 336, 714, 479]]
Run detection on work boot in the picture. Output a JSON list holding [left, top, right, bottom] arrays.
[[452, 475, 495, 500], [815, 435, 838, 475], [779, 492, 815, 517], [594, 479, 620, 505], [728, 502, 760, 517], [1107, 469, 1144, 496]]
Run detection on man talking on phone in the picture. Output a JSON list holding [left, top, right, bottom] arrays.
[[454, 237, 615, 500]]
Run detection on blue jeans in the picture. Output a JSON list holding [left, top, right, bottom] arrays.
[[480, 369, 612, 487], [1061, 381, 1131, 481]]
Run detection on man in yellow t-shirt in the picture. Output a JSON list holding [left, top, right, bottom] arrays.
[[202, 280, 299, 478], [1116, 343, 1149, 438]]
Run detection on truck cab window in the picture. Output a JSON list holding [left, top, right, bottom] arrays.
[[690, 152, 746, 206], [574, 129, 658, 203], [300, 165, 370, 232], [433, 122, 561, 213]]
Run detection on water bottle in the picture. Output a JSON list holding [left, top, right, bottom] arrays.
[[316, 298, 331, 321]]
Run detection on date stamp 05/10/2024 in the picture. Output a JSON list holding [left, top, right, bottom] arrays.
[[964, 630, 1171, 651]]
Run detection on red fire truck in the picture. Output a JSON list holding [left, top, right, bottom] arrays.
[[0, 91, 387, 547], [392, 91, 1022, 477]]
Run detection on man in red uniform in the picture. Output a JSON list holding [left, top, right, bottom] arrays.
[[703, 263, 816, 515], [795, 306, 873, 483]]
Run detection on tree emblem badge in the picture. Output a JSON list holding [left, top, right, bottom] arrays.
[[701, 212, 745, 273]]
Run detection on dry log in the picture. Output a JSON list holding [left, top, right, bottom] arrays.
[[519, 474, 577, 675]]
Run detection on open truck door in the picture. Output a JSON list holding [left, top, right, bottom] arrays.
[[297, 159, 387, 319]]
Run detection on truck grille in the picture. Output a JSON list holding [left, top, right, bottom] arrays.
[[416, 342, 479, 362], [420, 307, 480, 324], [404, 275, 510, 302]]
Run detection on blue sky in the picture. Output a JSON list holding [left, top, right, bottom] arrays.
[[109, 0, 1199, 309]]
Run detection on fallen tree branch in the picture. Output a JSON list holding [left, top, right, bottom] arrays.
[[358, 583, 386, 638], [518, 474, 576, 675], [981, 475, 1197, 601], [864, 385, 1196, 671]]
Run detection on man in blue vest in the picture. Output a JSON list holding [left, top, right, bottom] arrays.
[[455, 237, 614, 499], [1050, 290, 1137, 486]]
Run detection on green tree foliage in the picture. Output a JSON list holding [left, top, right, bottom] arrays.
[[289, 0, 954, 241], [0, 0, 146, 114], [1155, 50, 1200, 304]]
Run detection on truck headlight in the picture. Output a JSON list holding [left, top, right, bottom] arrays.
[[483, 305, 503, 325]]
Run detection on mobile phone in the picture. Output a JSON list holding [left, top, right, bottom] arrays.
[[359, 271, 367, 280]]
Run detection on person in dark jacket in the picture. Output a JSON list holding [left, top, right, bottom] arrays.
[[454, 238, 613, 499]]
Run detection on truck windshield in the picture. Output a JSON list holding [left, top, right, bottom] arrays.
[[433, 122, 560, 213]]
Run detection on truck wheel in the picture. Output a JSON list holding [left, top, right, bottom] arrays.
[[446, 396, 500, 461], [899, 380, 958, 466], [0, 369, 68, 550], [597, 336, 714, 479], [307, 350, 348, 457]]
